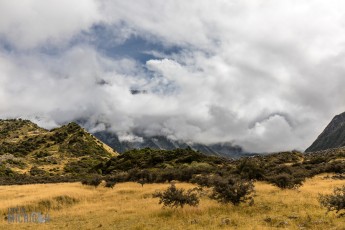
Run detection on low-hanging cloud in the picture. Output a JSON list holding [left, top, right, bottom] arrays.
[[1, 0, 345, 153]]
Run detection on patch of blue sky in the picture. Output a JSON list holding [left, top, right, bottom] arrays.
[[0, 36, 17, 54], [77, 23, 182, 63]]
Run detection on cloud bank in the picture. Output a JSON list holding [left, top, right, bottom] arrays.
[[1, 0, 345, 152]]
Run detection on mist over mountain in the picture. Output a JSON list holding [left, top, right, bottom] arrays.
[[306, 112, 345, 152], [93, 130, 246, 158]]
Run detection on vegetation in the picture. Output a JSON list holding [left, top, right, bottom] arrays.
[[29, 166, 48, 176], [1, 119, 345, 228], [58, 122, 111, 157], [96, 147, 224, 172], [1, 119, 345, 191], [266, 173, 305, 189], [81, 175, 102, 188], [153, 183, 200, 208], [64, 157, 104, 174], [105, 180, 116, 189], [0, 177, 344, 229], [0, 119, 115, 183], [319, 185, 345, 217], [210, 177, 254, 206]]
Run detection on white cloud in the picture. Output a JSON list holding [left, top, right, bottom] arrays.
[[0, 0, 100, 49], [1, 1, 345, 152]]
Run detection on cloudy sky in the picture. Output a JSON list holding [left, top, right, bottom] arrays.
[[1, 0, 345, 153]]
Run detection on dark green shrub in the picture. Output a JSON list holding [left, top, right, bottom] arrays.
[[319, 185, 345, 217], [152, 183, 199, 208], [81, 176, 102, 188], [267, 173, 304, 189], [235, 158, 264, 180], [64, 157, 103, 174], [105, 180, 116, 189], [190, 174, 212, 187], [331, 174, 345, 180], [210, 177, 254, 206], [29, 166, 47, 176], [0, 165, 16, 177], [137, 178, 146, 187], [34, 151, 51, 158]]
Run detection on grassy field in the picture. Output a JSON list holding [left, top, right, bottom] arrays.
[[0, 174, 344, 230]]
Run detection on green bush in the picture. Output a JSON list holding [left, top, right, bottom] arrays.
[[34, 151, 51, 158], [266, 173, 304, 189], [104, 177, 117, 189], [0, 165, 16, 177], [319, 185, 345, 217], [235, 158, 264, 180], [81, 176, 102, 188], [152, 183, 199, 208], [210, 177, 254, 206], [105, 180, 116, 189], [29, 166, 47, 176]]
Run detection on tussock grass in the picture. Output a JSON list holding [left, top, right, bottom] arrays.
[[0, 174, 344, 229]]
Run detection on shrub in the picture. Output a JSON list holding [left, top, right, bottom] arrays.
[[191, 174, 212, 187], [0, 165, 16, 177], [235, 158, 264, 180], [64, 157, 103, 174], [137, 178, 146, 187], [210, 177, 254, 206], [81, 176, 102, 188], [266, 173, 304, 189], [29, 166, 47, 176], [34, 151, 51, 158], [319, 185, 345, 217], [105, 180, 116, 189], [152, 183, 199, 208]]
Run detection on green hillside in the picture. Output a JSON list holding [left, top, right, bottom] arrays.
[[0, 119, 116, 180]]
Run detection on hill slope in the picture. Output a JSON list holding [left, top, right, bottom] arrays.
[[0, 119, 117, 176], [306, 112, 345, 152]]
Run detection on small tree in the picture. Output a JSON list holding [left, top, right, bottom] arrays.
[[137, 178, 146, 187], [319, 185, 345, 217], [210, 177, 254, 206], [152, 183, 199, 208]]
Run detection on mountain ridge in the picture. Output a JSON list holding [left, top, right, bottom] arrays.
[[93, 130, 248, 158], [306, 112, 345, 152]]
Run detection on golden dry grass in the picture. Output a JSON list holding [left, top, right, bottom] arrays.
[[0, 174, 344, 230]]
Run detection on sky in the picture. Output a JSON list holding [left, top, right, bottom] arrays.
[[1, 0, 345, 153]]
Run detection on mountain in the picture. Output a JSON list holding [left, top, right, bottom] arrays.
[[93, 131, 246, 158], [306, 111, 345, 152], [0, 119, 117, 176], [2, 119, 345, 188]]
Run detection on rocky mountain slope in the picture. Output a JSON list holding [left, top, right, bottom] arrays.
[[0, 119, 117, 175], [93, 131, 246, 158], [306, 112, 345, 152]]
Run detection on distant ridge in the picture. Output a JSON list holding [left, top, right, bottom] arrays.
[[306, 112, 345, 152], [93, 131, 247, 158]]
